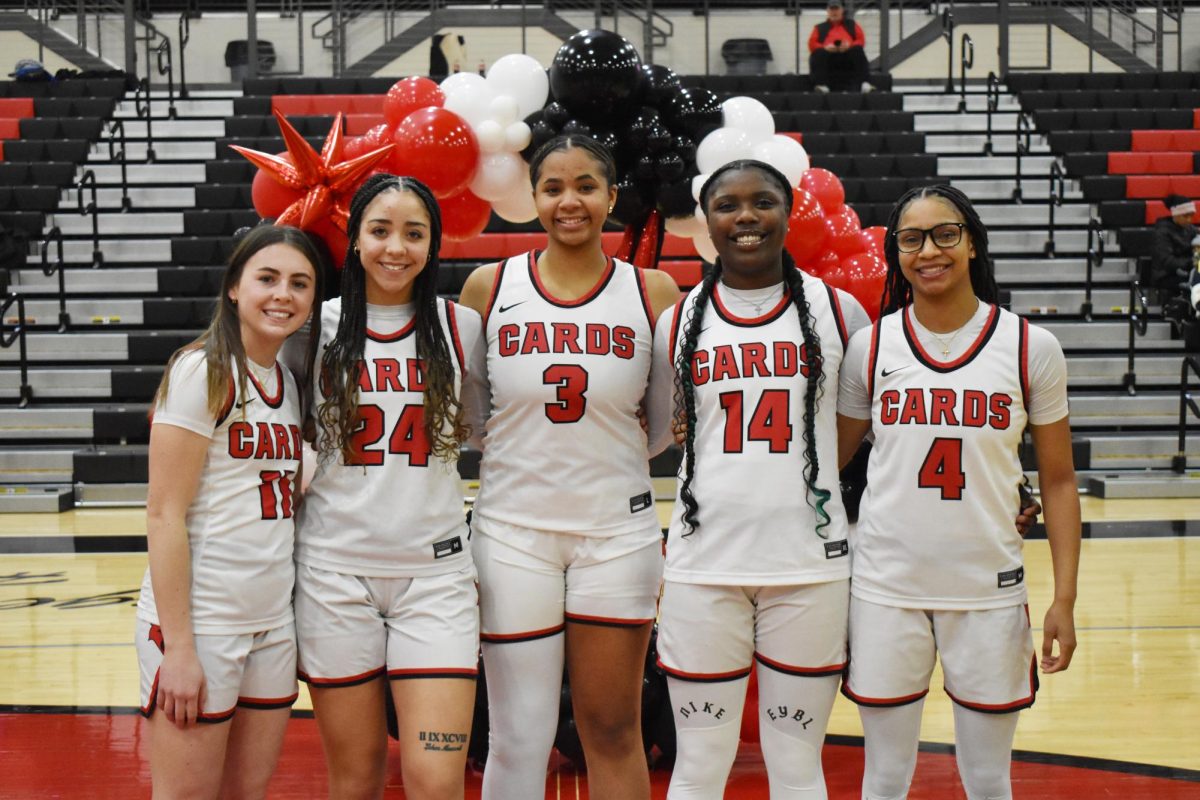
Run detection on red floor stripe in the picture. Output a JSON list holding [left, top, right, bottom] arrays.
[[0, 713, 1195, 798]]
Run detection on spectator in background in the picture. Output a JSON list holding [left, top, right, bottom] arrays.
[[809, 0, 872, 94], [1151, 194, 1197, 296]]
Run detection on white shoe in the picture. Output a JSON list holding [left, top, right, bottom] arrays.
[[815, 84, 830, 93], [861, 81, 875, 93]]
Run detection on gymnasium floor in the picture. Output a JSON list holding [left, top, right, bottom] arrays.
[[1, 495, 1198, 798]]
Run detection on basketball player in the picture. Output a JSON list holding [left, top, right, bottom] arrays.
[[137, 225, 323, 798], [836, 184, 1081, 800], [645, 160, 869, 799], [457, 135, 680, 800], [295, 174, 486, 799]]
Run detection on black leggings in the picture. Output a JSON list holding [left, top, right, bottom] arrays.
[[810, 46, 869, 90]]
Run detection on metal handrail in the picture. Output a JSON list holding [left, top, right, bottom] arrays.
[[1082, 218, 1105, 321], [958, 33, 974, 113], [134, 79, 156, 164], [1172, 355, 1200, 473], [1011, 111, 1031, 203], [1045, 160, 1064, 257], [40, 226, 69, 333], [179, 11, 192, 100], [75, 171, 104, 269], [942, 9, 955, 93], [107, 120, 133, 212], [984, 71, 999, 155], [1122, 278, 1150, 396], [152, 36, 177, 119], [0, 293, 32, 408]]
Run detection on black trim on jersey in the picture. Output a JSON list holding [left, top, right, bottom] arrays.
[[710, 283, 792, 328], [840, 683, 930, 708], [865, 318, 883, 400], [564, 613, 653, 629], [667, 298, 686, 364], [527, 249, 617, 309], [387, 670, 479, 681], [366, 315, 416, 343], [1018, 316, 1031, 410], [754, 652, 845, 678], [237, 695, 299, 711], [445, 299, 466, 374], [656, 659, 754, 683], [482, 256, 509, 324], [902, 303, 1000, 373], [633, 265, 657, 331], [480, 623, 566, 644], [825, 283, 849, 349], [247, 362, 284, 408], [299, 667, 387, 688]]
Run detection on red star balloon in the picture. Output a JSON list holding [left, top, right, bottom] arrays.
[[231, 109, 395, 235]]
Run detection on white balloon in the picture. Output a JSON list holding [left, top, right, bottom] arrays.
[[691, 172, 708, 203], [470, 152, 525, 202], [440, 71, 486, 99], [474, 120, 505, 154], [696, 127, 755, 174], [489, 94, 520, 127], [504, 121, 532, 152], [752, 135, 811, 187], [486, 53, 550, 119], [694, 201, 707, 228], [443, 81, 496, 127], [692, 232, 719, 263], [492, 178, 538, 224], [721, 96, 775, 143], [665, 213, 705, 239]]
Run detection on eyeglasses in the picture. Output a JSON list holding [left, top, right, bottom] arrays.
[[893, 223, 965, 253]]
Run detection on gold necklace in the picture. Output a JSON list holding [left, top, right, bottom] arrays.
[[927, 327, 963, 358]]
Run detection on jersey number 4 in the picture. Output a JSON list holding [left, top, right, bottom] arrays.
[[918, 437, 966, 500], [349, 403, 430, 467], [258, 470, 295, 520], [718, 389, 792, 453]]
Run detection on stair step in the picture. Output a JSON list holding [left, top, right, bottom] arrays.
[[87, 141, 219, 163], [903, 95, 1023, 113], [1043, 320, 1178, 349], [0, 447, 76, 482], [58, 187, 197, 210], [977, 205, 1091, 227], [1084, 434, 1200, 469], [1008, 289, 1134, 315], [51, 213, 185, 237], [1086, 472, 1200, 499], [924, 133, 1054, 155], [915, 112, 1019, 132], [1066, 355, 1190, 387], [0, 485, 74, 513], [0, 407, 92, 439], [103, 118, 228, 138], [994, 258, 1134, 285], [78, 163, 208, 185], [113, 99, 236, 119], [938, 155, 1057, 175], [1068, 393, 1194, 427], [22, 239, 173, 265]]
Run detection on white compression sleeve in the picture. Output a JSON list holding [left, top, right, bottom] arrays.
[[665, 675, 748, 800], [756, 668, 840, 799], [951, 703, 1019, 800], [859, 698, 925, 800]]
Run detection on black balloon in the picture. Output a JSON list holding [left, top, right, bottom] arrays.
[[549, 29, 645, 125], [543, 100, 571, 128], [611, 178, 653, 227], [625, 107, 660, 154], [640, 63, 682, 107], [672, 134, 697, 165], [521, 114, 557, 162], [561, 119, 593, 138], [646, 123, 672, 154], [634, 155, 657, 181], [591, 127, 621, 156], [664, 86, 723, 140], [655, 152, 686, 182], [656, 178, 695, 217]]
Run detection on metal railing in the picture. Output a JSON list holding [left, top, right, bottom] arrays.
[[1045, 160, 1064, 257], [0, 292, 32, 408], [958, 32, 973, 112], [40, 226, 70, 333], [983, 71, 1000, 155], [1011, 111, 1032, 203], [1172, 356, 1200, 473], [1082, 218, 1105, 321], [107, 119, 133, 212], [941, 8, 955, 93], [75, 171, 104, 269], [178, 10, 192, 99], [134, 78, 156, 163], [1122, 277, 1150, 396]]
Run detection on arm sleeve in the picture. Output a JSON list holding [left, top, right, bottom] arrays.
[[153, 350, 219, 438], [836, 326, 873, 420], [455, 306, 492, 452], [1026, 324, 1070, 426], [645, 304, 679, 457], [808, 25, 824, 53]]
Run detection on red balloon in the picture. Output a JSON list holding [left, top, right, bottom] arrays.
[[439, 188, 493, 242], [364, 123, 392, 150], [784, 187, 828, 265], [342, 135, 367, 161], [800, 249, 840, 278], [824, 207, 865, 259], [800, 167, 845, 214], [822, 263, 850, 293], [251, 152, 305, 219], [310, 217, 350, 270], [862, 225, 887, 255], [391, 107, 479, 199], [384, 77, 445, 129], [842, 252, 888, 320]]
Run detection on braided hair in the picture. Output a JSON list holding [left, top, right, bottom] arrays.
[[674, 159, 832, 537], [880, 183, 998, 317], [317, 173, 468, 464]]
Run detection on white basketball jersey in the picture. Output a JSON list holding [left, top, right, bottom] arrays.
[[137, 350, 302, 635], [474, 251, 657, 535], [854, 304, 1031, 610], [296, 297, 471, 576], [664, 274, 851, 585]]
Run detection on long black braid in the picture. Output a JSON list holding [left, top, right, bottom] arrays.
[[317, 173, 468, 464], [674, 159, 832, 537], [880, 183, 999, 317]]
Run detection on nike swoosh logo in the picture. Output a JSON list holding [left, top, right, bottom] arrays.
[[235, 397, 256, 409], [880, 365, 910, 377], [497, 301, 526, 313]]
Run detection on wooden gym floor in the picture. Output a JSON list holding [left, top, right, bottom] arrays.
[[0, 496, 1198, 798]]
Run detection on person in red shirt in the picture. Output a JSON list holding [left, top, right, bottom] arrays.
[[808, 0, 872, 93]]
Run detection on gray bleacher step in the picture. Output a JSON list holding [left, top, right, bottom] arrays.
[[104, 118, 228, 139], [58, 187, 197, 210], [949, 179, 1058, 200], [1008, 289, 1134, 315], [0, 447, 75, 482], [10, 267, 160, 295], [989, 230, 1087, 254], [1084, 434, 1200, 470], [0, 368, 112, 400], [87, 141, 219, 163], [13, 299, 146, 326], [977, 205, 1091, 227], [1086, 472, 1200, 499], [1043, 320, 1179, 350], [0, 332, 128, 363], [1068, 393, 1194, 428], [902, 95, 1023, 113], [24, 239, 172, 265], [76, 482, 148, 507], [0, 485, 74, 512], [113, 98, 236, 119], [914, 113, 1018, 132], [0, 407, 92, 439], [937, 155, 1057, 176], [924, 133, 1054, 155], [1066, 355, 1190, 387], [80, 163, 208, 185], [993, 258, 1134, 285], [50, 213, 185, 237]]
